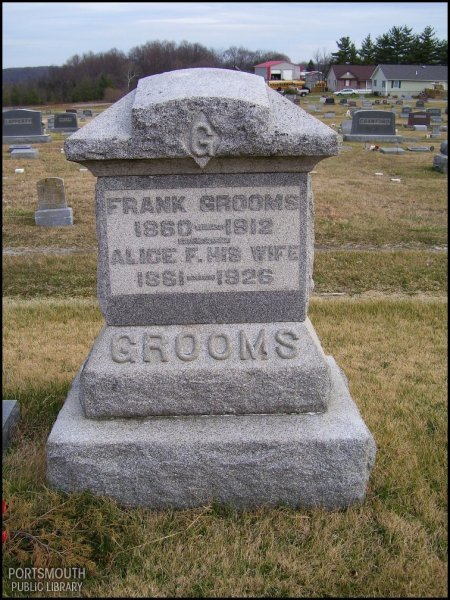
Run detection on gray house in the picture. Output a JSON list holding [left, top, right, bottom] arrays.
[[371, 64, 448, 96]]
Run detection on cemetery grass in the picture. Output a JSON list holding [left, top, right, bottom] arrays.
[[2, 297, 447, 598]]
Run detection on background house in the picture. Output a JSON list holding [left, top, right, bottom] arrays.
[[371, 64, 448, 96], [326, 65, 375, 91], [254, 61, 302, 81]]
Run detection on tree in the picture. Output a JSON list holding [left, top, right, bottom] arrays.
[[306, 59, 315, 71], [411, 26, 441, 64], [374, 26, 416, 64], [331, 36, 359, 64], [312, 48, 333, 76], [435, 39, 448, 65], [358, 34, 376, 64]]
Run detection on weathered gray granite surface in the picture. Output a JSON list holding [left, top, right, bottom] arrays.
[[47, 357, 376, 510], [64, 68, 340, 173], [35, 207, 73, 227], [79, 320, 332, 418]]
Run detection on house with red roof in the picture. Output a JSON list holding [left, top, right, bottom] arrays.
[[326, 65, 376, 92], [254, 61, 302, 82]]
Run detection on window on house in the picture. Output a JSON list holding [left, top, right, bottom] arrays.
[[382, 81, 386, 88], [391, 80, 401, 89], [373, 79, 377, 86]]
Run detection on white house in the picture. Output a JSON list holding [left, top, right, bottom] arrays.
[[254, 61, 302, 81], [371, 64, 448, 96]]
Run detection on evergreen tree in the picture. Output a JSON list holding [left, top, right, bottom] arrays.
[[358, 34, 376, 64], [412, 26, 442, 64], [331, 36, 359, 64], [435, 39, 448, 65], [374, 25, 417, 64], [306, 59, 315, 71]]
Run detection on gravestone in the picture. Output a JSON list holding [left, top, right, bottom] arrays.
[[10, 148, 39, 159], [380, 147, 405, 154], [415, 100, 425, 108], [66, 108, 78, 114], [399, 106, 412, 118], [324, 112, 335, 118], [83, 109, 93, 117], [339, 98, 348, 105], [48, 68, 376, 510], [2, 108, 51, 143], [426, 108, 442, 116], [8, 144, 32, 152], [340, 120, 352, 134], [406, 146, 433, 152], [413, 125, 428, 132], [431, 124, 441, 138], [408, 112, 431, 127], [51, 113, 79, 132], [344, 110, 400, 142], [430, 116, 443, 124], [324, 97, 335, 105], [35, 177, 73, 226], [348, 101, 357, 107], [395, 100, 403, 105], [3, 400, 20, 453]]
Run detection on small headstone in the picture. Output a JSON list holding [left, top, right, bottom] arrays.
[[433, 153, 448, 173], [340, 120, 352, 134], [8, 144, 32, 152], [324, 112, 335, 118], [83, 109, 93, 117], [380, 147, 405, 154], [2, 108, 51, 143], [324, 97, 335, 105], [395, 100, 403, 105], [440, 125, 447, 133], [426, 108, 442, 116], [339, 98, 348, 105], [413, 125, 428, 131], [10, 148, 39, 159], [3, 400, 20, 453], [35, 177, 73, 226], [66, 108, 78, 114], [431, 124, 441, 138], [430, 116, 443, 123], [348, 101, 357, 107], [415, 100, 425, 108], [52, 113, 79, 132], [408, 112, 431, 127], [406, 146, 432, 152], [440, 140, 448, 155]]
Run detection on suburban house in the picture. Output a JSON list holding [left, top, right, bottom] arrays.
[[326, 65, 376, 92], [371, 64, 448, 96], [254, 61, 302, 81]]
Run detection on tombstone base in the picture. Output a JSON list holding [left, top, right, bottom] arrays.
[[2, 135, 51, 144], [47, 357, 376, 510], [79, 320, 332, 418], [35, 207, 73, 227], [343, 134, 402, 143]]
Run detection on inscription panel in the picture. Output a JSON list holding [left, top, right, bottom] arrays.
[[105, 186, 302, 296]]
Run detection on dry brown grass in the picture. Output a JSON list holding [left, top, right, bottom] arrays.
[[2, 297, 447, 598]]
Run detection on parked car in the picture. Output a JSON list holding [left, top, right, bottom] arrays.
[[333, 88, 372, 96], [333, 88, 358, 96]]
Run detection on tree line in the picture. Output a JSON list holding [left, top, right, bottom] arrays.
[[3, 25, 447, 106]]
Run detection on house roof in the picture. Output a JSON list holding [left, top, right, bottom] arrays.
[[254, 60, 296, 68], [328, 65, 376, 79], [375, 64, 448, 81]]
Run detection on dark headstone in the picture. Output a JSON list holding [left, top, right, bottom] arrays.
[[2, 108, 42, 136], [53, 113, 79, 132], [339, 98, 348, 105], [83, 109, 93, 117], [407, 112, 431, 127], [66, 109, 78, 113], [440, 140, 448, 155], [415, 100, 425, 108], [324, 97, 335, 105], [426, 108, 442, 116], [351, 110, 396, 135]]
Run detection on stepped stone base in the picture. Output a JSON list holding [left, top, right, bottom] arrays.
[[343, 134, 402, 143], [35, 207, 73, 227], [47, 357, 376, 510], [79, 320, 332, 418]]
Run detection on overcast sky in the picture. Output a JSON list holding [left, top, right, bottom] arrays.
[[2, 2, 448, 69]]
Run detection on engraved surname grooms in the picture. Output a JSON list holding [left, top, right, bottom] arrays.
[[110, 328, 300, 363]]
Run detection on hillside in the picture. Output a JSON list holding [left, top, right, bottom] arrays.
[[3, 66, 51, 84]]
